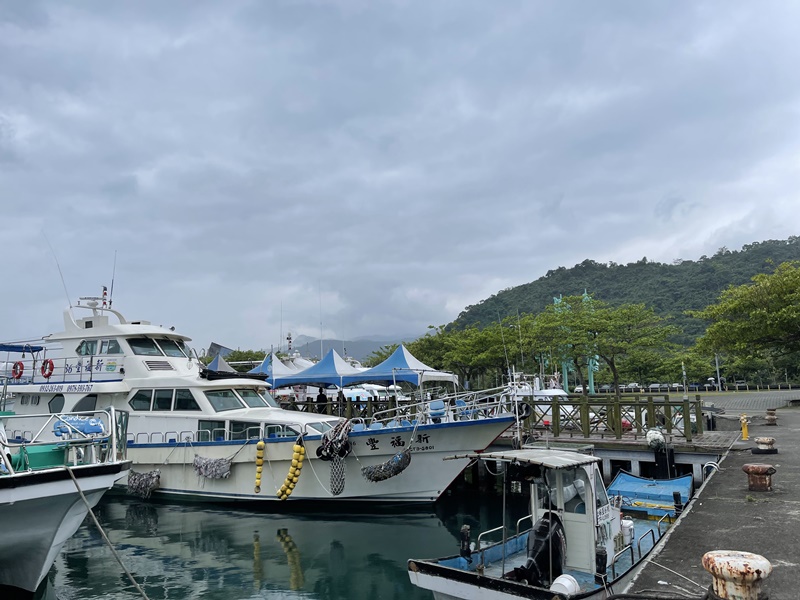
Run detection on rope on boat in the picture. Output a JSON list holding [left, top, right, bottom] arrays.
[[67, 467, 151, 600], [127, 469, 161, 498], [361, 448, 412, 482]]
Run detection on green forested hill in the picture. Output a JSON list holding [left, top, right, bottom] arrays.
[[452, 237, 800, 342]]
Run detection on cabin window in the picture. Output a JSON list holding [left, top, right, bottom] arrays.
[[174, 389, 200, 411], [48, 394, 65, 413], [595, 470, 609, 508], [236, 388, 269, 408], [198, 420, 226, 442], [76, 340, 98, 356], [259, 389, 280, 408], [73, 395, 97, 412], [99, 339, 122, 355], [154, 338, 187, 358], [204, 389, 244, 412], [265, 424, 297, 439], [153, 389, 174, 411], [128, 338, 163, 356], [230, 421, 261, 440], [130, 389, 153, 411]]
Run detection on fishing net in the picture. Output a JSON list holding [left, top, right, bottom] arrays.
[[127, 469, 161, 499], [193, 455, 232, 479], [330, 454, 346, 495], [361, 449, 411, 482]]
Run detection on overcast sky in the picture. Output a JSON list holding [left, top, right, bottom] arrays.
[[2, 1, 799, 355]]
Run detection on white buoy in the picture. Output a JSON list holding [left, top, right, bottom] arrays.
[[550, 574, 580, 595]]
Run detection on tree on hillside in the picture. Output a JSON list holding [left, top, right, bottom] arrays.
[[693, 261, 800, 358], [591, 303, 679, 396], [531, 295, 598, 391]]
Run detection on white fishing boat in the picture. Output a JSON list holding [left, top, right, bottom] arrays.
[[408, 448, 681, 599], [3, 291, 515, 503], [0, 360, 130, 593]]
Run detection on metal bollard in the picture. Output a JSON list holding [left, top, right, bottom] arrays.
[[742, 463, 776, 491], [702, 550, 772, 600], [739, 414, 749, 441], [751, 437, 777, 455]]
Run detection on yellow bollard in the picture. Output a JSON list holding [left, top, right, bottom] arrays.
[[739, 414, 749, 441]]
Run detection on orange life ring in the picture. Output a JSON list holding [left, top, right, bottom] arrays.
[[41, 359, 55, 379], [11, 361, 23, 379]]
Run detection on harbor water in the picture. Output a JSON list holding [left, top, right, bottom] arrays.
[[31, 489, 529, 600]]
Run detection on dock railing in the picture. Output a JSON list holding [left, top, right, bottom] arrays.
[[525, 395, 705, 441]]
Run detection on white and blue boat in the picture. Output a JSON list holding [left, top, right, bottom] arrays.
[[408, 448, 680, 599]]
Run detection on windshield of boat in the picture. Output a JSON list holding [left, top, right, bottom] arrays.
[[154, 338, 188, 358], [204, 389, 245, 412], [128, 337, 163, 356], [236, 388, 273, 408]]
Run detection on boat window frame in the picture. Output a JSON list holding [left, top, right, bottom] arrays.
[[129, 389, 154, 411], [153, 338, 188, 358], [204, 389, 246, 412], [174, 388, 201, 411], [153, 389, 174, 411], [235, 388, 270, 408], [98, 339, 123, 355], [127, 337, 164, 357]]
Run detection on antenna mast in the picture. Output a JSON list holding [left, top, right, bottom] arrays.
[[109, 250, 117, 307]]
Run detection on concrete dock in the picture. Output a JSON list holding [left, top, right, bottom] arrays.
[[627, 391, 800, 598]]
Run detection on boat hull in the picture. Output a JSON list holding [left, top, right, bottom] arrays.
[[124, 418, 513, 502], [0, 461, 131, 592]]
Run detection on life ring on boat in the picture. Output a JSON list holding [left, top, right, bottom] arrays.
[[40, 359, 55, 379], [11, 362, 23, 380]]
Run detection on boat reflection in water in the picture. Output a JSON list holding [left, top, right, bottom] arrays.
[[40, 492, 523, 600]]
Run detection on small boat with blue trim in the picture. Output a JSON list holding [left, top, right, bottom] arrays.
[[607, 470, 693, 520], [3, 291, 516, 504], [408, 448, 684, 599], [0, 350, 130, 593]]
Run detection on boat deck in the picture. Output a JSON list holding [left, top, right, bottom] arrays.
[[442, 516, 664, 594]]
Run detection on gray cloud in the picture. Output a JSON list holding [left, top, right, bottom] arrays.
[[1, 1, 799, 352]]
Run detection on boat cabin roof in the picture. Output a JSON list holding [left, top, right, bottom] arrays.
[[448, 448, 600, 470]]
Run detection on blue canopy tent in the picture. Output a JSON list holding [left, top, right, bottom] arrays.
[[340, 345, 458, 387], [268, 349, 363, 388]]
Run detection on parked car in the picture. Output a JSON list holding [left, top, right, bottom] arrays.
[[598, 384, 614, 393], [647, 383, 662, 391], [671, 383, 684, 391], [625, 383, 641, 392], [573, 385, 584, 393]]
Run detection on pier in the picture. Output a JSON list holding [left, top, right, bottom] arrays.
[[627, 391, 800, 598]]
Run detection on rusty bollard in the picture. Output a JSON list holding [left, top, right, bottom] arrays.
[[764, 409, 777, 426], [751, 437, 777, 455], [742, 464, 776, 491], [702, 550, 772, 600]]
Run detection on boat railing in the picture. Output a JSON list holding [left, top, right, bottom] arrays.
[[657, 512, 674, 537], [476, 525, 506, 564], [515, 514, 534, 536], [1, 355, 127, 387], [637, 528, 656, 558], [0, 407, 127, 475], [610, 545, 635, 579], [127, 422, 314, 445]]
